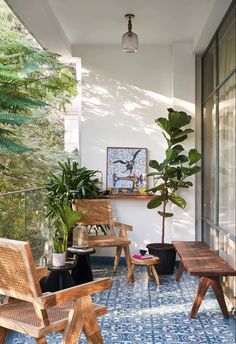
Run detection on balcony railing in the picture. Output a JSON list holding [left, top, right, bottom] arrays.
[[0, 187, 50, 264]]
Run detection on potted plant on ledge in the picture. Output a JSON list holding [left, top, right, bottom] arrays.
[[48, 202, 83, 266], [146, 108, 201, 274]]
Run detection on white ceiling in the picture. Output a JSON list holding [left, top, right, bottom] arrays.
[[5, 0, 232, 55], [48, 0, 214, 45]]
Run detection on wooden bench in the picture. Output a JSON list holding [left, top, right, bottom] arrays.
[[173, 241, 236, 318]]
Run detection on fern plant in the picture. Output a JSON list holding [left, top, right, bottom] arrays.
[[0, 40, 76, 154]]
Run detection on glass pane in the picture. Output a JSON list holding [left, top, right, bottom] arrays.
[[219, 2, 236, 82], [203, 222, 219, 251], [203, 40, 216, 100], [219, 74, 236, 235], [203, 96, 216, 221]]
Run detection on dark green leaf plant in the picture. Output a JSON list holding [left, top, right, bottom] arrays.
[[147, 108, 201, 244], [48, 202, 83, 253]]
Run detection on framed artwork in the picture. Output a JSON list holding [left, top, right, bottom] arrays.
[[106, 147, 147, 194]]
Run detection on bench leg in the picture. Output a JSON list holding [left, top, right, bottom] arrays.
[[191, 276, 210, 318], [176, 261, 186, 282], [190, 276, 229, 318], [114, 246, 122, 272], [0, 328, 8, 344], [210, 276, 229, 318]]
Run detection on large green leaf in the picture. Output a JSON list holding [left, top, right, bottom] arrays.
[[0, 113, 29, 126], [156, 117, 171, 135], [146, 184, 165, 193], [149, 160, 161, 171], [171, 155, 189, 165], [166, 148, 179, 161], [0, 138, 32, 153], [188, 149, 201, 166], [170, 135, 188, 146], [158, 211, 173, 217], [168, 111, 191, 130], [147, 195, 163, 209], [187, 166, 201, 176], [170, 195, 186, 208], [172, 128, 194, 139]]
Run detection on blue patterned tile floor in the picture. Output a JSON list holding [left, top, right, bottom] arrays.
[[5, 263, 236, 343]]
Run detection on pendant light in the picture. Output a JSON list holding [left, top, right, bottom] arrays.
[[122, 14, 138, 53]]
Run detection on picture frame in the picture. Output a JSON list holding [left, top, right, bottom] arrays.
[[106, 147, 147, 194]]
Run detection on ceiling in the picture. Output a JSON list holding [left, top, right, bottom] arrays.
[[5, 0, 231, 55], [48, 0, 214, 45]]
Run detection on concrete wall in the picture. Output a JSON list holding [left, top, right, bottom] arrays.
[[72, 42, 195, 256]]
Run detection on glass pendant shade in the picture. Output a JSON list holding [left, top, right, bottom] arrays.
[[122, 31, 138, 53], [122, 14, 138, 53]]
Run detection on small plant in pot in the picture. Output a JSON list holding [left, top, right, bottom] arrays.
[[146, 108, 201, 274], [48, 202, 83, 266]]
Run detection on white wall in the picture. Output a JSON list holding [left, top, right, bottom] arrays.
[[72, 43, 195, 256]]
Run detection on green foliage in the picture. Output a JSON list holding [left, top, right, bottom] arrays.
[[0, 189, 48, 261], [46, 159, 102, 209], [48, 202, 83, 253], [147, 108, 201, 243], [0, 39, 76, 155], [0, 1, 78, 190]]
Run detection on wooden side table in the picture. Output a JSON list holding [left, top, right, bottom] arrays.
[[127, 256, 160, 285]]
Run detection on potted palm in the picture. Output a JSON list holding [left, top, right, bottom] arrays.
[[46, 159, 108, 236], [48, 202, 83, 266], [146, 108, 201, 274]]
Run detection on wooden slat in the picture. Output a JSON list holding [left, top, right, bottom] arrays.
[[39, 278, 112, 308], [72, 199, 113, 229], [88, 235, 130, 247], [173, 241, 236, 276]]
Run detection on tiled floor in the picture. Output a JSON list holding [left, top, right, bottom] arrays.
[[5, 263, 236, 343]]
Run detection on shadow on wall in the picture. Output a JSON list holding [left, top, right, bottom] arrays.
[[80, 67, 196, 250], [81, 67, 194, 166]]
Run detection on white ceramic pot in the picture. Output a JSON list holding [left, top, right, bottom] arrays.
[[52, 252, 66, 267]]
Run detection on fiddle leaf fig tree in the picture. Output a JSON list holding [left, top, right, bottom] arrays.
[[147, 108, 201, 244]]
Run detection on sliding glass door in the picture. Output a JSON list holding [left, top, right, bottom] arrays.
[[202, 1, 236, 303]]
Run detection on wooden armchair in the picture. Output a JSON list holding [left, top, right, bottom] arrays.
[[72, 199, 133, 272], [0, 238, 111, 344]]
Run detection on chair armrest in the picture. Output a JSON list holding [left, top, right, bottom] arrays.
[[35, 266, 48, 281], [39, 277, 111, 308], [114, 222, 133, 231]]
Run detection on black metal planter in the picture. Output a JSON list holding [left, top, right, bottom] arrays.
[[146, 243, 176, 275]]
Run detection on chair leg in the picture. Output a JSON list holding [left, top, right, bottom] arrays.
[[0, 328, 8, 344], [114, 246, 122, 272], [62, 295, 104, 344], [35, 338, 47, 344], [62, 298, 84, 344], [81, 296, 104, 344], [151, 265, 160, 286]]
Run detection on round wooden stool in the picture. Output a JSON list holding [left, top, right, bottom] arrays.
[[127, 256, 160, 285]]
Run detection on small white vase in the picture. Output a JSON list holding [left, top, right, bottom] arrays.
[[52, 252, 66, 267]]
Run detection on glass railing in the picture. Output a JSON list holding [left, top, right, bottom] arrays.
[[0, 188, 51, 265]]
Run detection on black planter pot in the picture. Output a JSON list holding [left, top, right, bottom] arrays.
[[146, 243, 176, 275]]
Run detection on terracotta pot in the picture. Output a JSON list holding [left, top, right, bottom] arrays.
[[52, 252, 66, 267]]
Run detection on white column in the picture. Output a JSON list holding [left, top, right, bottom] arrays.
[[62, 58, 81, 154]]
